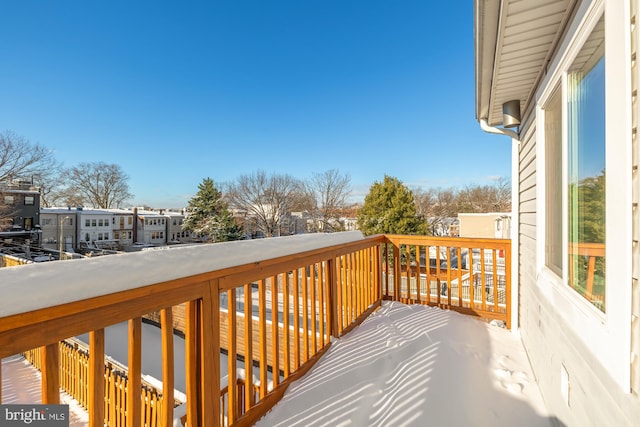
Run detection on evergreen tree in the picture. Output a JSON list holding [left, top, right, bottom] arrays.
[[183, 178, 244, 242], [357, 175, 424, 236]]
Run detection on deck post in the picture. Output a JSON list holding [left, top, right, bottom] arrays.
[[42, 342, 60, 404], [327, 257, 339, 338]]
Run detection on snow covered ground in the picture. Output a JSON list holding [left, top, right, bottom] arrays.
[[255, 301, 556, 427], [1, 355, 89, 426]]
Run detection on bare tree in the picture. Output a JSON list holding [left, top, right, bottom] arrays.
[[66, 162, 133, 208], [304, 169, 352, 232], [0, 131, 57, 183], [0, 131, 59, 224], [226, 170, 301, 237], [33, 167, 67, 207], [414, 187, 457, 236], [457, 178, 511, 213]]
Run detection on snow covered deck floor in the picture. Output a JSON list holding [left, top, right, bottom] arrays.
[[1, 355, 88, 426], [256, 301, 556, 427]]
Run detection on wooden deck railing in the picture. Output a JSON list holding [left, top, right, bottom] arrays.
[[382, 235, 511, 328], [0, 233, 511, 426], [22, 339, 175, 427]]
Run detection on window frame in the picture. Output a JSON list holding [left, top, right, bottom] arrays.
[[535, 0, 631, 390]]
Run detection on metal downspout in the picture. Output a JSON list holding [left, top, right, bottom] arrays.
[[479, 118, 520, 332]]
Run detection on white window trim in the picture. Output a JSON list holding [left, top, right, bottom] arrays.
[[535, 0, 632, 391]]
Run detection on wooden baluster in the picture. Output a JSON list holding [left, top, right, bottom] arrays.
[[310, 265, 317, 354], [469, 247, 475, 309], [259, 279, 268, 399], [480, 250, 487, 312], [357, 251, 362, 310], [375, 244, 382, 303], [393, 244, 401, 301], [185, 300, 200, 427], [227, 289, 237, 424], [457, 247, 463, 307], [127, 318, 142, 427], [282, 274, 290, 378], [318, 262, 325, 346], [271, 275, 280, 386], [347, 254, 353, 324], [202, 284, 219, 427], [493, 250, 499, 312], [416, 246, 422, 304], [447, 247, 452, 307], [243, 282, 255, 411], [340, 256, 347, 333], [293, 271, 300, 370], [89, 329, 105, 427], [302, 269, 309, 362], [161, 308, 175, 427]]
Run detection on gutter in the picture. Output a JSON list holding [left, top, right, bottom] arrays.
[[479, 118, 519, 141]]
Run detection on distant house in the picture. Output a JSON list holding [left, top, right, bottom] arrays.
[[458, 213, 511, 239], [40, 208, 77, 252], [165, 210, 192, 244], [0, 180, 41, 244], [135, 209, 167, 245], [476, 0, 639, 425], [109, 208, 135, 248], [76, 208, 116, 250]]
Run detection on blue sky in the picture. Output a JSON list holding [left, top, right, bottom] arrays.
[[0, 1, 510, 208]]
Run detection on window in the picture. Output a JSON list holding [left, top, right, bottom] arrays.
[[4, 195, 14, 205], [42, 218, 52, 226], [91, 219, 97, 227], [567, 18, 606, 310], [86, 219, 91, 227], [543, 15, 605, 311], [128, 217, 132, 225], [85, 233, 90, 242], [24, 196, 34, 205], [98, 219, 103, 227], [24, 218, 33, 230]]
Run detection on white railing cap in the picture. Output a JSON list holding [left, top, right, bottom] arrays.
[[0, 231, 364, 318]]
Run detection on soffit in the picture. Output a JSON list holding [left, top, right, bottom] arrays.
[[475, 0, 573, 126]]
